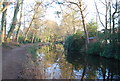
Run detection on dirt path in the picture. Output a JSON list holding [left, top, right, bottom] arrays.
[[2, 43, 39, 79]]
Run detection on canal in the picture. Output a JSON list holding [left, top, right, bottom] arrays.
[[25, 44, 120, 80]]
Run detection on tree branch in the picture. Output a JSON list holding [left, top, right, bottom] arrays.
[[0, 0, 4, 6], [94, 0, 105, 28]]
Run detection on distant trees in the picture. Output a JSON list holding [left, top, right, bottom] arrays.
[[61, 11, 82, 35], [86, 21, 98, 37], [24, 1, 42, 41], [41, 20, 64, 42]]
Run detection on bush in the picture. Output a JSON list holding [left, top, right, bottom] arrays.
[[64, 34, 85, 52], [18, 36, 33, 44], [100, 44, 113, 58], [99, 43, 120, 60], [18, 36, 25, 44], [87, 41, 120, 60], [86, 42, 103, 55], [64, 32, 120, 61]]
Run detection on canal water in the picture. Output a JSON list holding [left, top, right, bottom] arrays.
[[31, 44, 120, 80]]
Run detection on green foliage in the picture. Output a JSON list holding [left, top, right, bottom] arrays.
[[27, 45, 37, 59], [18, 36, 24, 44], [18, 36, 31, 44], [86, 41, 120, 60], [86, 20, 98, 37], [18, 35, 41, 44], [86, 42, 103, 55], [76, 30, 84, 36], [114, 44, 120, 60], [100, 44, 113, 58], [64, 30, 120, 60], [101, 44, 120, 60], [64, 33, 85, 52]]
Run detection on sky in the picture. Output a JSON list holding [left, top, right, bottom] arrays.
[[42, 0, 110, 30], [1, 0, 119, 31], [43, 0, 105, 30], [45, 0, 96, 21], [22, 0, 97, 22]]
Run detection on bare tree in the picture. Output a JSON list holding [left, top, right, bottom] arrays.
[[94, 0, 112, 44], [112, 0, 118, 34], [69, 0, 89, 48], [24, 2, 42, 40], [7, 0, 22, 40], [15, 0, 24, 41], [1, 2, 7, 42]]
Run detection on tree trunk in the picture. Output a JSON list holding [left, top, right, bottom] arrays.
[[7, 0, 22, 40], [112, 0, 118, 53], [15, 1, 23, 42], [105, 3, 108, 44], [81, 66, 86, 81], [79, 1, 89, 48], [1, 3, 7, 43], [24, 3, 41, 40], [69, 0, 89, 49], [109, 2, 112, 43], [24, 15, 35, 40]]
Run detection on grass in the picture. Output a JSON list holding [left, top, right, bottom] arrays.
[[27, 45, 38, 59]]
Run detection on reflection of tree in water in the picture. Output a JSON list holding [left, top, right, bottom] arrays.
[[65, 51, 120, 80], [38, 44, 76, 79], [36, 44, 120, 79], [59, 56, 74, 79], [41, 44, 63, 64]]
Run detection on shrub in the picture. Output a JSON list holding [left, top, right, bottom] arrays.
[[114, 44, 120, 60], [64, 34, 85, 52], [86, 42, 103, 55], [87, 41, 120, 60], [18, 36, 25, 44], [100, 44, 113, 58]]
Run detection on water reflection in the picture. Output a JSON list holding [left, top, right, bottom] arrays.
[[66, 51, 120, 80], [35, 44, 120, 80]]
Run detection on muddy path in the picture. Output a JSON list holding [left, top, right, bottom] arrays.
[[2, 43, 42, 79]]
